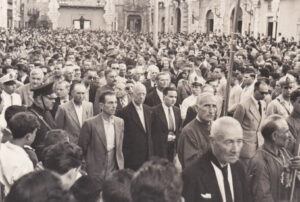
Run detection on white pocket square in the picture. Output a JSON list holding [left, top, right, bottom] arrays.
[[200, 193, 212, 199]]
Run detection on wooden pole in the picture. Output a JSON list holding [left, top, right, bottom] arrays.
[[153, 0, 159, 48], [222, 0, 241, 116]]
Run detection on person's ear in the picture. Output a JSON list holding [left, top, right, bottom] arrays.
[[271, 131, 277, 142]]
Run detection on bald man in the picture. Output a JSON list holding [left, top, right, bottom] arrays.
[[178, 93, 217, 169], [183, 117, 251, 202], [116, 83, 153, 170]]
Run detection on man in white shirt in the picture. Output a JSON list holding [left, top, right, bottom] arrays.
[[181, 76, 204, 120], [240, 68, 256, 103], [151, 87, 182, 161], [55, 83, 93, 144], [0, 112, 40, 195], [0, 73, 22, 128], [79, 91, 124, 179]]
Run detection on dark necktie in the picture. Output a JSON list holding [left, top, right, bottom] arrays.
[[221, 165, 233, 202], [258, 101, 262, 115], [168, 108, 175, 131], [209, 151, 233, 202]]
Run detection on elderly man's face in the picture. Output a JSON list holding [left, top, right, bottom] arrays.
[[30, 73, 43, 88], [197, 95, 217, 122], [211, 125, 243, 164], [273, 120, 290, 148], [133, 86, 146, 105]]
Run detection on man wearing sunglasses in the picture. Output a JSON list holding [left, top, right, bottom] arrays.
[[234, 80, 269, 170]]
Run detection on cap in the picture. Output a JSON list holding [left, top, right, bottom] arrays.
[[189, 73, 205, 86], [31, 82, 55, 97], [279, 75, 295, 87], [0, 73, 16, 85]]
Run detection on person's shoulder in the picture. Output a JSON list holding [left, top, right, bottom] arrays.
[[183, 156, 207, 178], [84, 115, 99, 124]]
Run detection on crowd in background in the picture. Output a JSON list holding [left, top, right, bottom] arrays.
[[0, 28, 300, 202]]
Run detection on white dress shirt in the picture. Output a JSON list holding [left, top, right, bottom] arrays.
[[211, 162, 234, 202], [162, 103, 176, 130], [102, 116, 115, 151], [181, 94, 197, 120], [73, 101, 83, 127], [156, 88, 164, 103], [0, 142, 34, 195], [132, 101, 146, 131]]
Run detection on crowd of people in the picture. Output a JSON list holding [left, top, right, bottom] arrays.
[[0, 27, 300, 202]]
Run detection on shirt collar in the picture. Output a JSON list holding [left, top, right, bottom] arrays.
[[156, 88, 163, 100], [162, 102, 172, 111], [132, 100, 142, 109], [72, 100, 82, 107]]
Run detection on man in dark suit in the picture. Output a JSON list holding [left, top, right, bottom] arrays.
[[182, 117, 252, 202], [151, 87, 181, 162], [145, 72, 170, 107], [78, 91, 124, 179], [55, 83, 93, 144], [94, 69, 117, 114], [117, 83, 153, 171]]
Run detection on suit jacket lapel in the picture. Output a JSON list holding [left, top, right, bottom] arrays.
[[231, 163, 243, 202], [201, 154, 223, 201], [249, 99, 261, 121], [68, 102, 80, 127], [129, 103, 145, 132], [114, 117, 121, 148], [157, 105, 168, 130], [96, 114, 107, 150], [81, 102, 89, 122]]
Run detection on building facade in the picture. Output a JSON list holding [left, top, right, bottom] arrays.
[[158, 0, 300, 40]]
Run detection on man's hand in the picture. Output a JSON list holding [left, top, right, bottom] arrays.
[[168, 132, 176, 142], [290, 156, 300, 169]]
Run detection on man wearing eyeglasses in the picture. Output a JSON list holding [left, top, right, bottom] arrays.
[[266, 75, 295, 118], [234, 80, 269, 170]]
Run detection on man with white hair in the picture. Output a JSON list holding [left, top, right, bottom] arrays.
[[183, 117, 251, 202], [16, 68, 44, 107], [178, 92, 217, 169], [116, 83, 153, 171], [144, 65, 159, 93]]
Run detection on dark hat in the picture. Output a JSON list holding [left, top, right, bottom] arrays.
[[32, 82, 55, 97]]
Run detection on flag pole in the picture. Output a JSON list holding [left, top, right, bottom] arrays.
[[153, 0, 159, 48], [223, 0, 241, 116]]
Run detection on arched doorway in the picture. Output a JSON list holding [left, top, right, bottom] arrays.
[[230, 7, 243, 33], [206, 10, 214, 33], [176, 8, 181, 33], [127, 15, 142, 32]]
